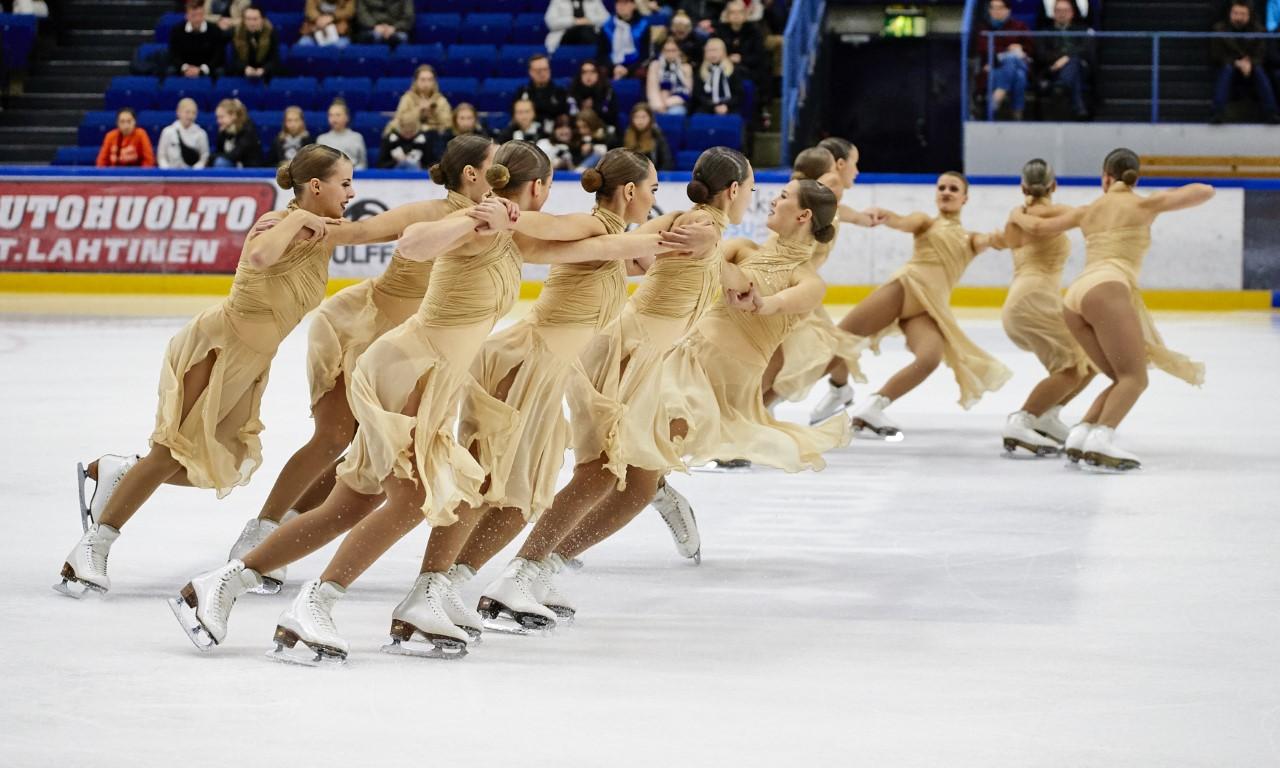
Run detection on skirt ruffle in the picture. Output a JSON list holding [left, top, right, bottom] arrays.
[[772, 306, 870, 402]]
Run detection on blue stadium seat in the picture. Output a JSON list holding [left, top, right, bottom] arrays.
[[53, 146, 101, 166], [365, 146, 380, 169], [158, 78, 214, 111], [287, 46, 343, 79], [270, 12, 304, 45], [130, 42, 168, 76], [654, 112, 685, 150], [387, 43, 445, 76], [436, 76, 479, 102], [428, 0, 470, 13], [739, 78, 755, 120], [482, 112, 509, 134], [266, 76, 326, 110], [469, 0, 524, 10], [323, 76, 374, 111], [343, 45, 391, 78], [550, 45, 594, 73], [474, 78, 523, 112], [373, 76, 412, 110], [508, 13, 548, 45], [612, 78, 642, 117], [496, 44, 541, 77], [303, 110, 328, 134], [676, 150, 701, 170], [439, 44, 495, 78], [212, 76, 268, 103], [105, 76, 160, 111], [463, 13, 512, 45], [687, 113, 743, 151], [138, 110, 173, 141], [256, 0, 296, 11], [1, 13, 38, 70], [154, 12, 185, 44], [77, 111, 119, 146], [353, 112, 388, 152], [413, 14, 460, 45]]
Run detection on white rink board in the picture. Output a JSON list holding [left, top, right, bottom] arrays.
[[304, 180, 1246, 290]]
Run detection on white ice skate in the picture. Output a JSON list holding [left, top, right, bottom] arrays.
[[168, 560, 263, 650], [1081, 426, 1141, 472], [1032, 405, 1070, 444], [268, 579, 349, 665], [476, 558, 558, 635], [808, 381, 854, 425], [53, 523, 120, 598], [1063, 422, 1094, 465], [849, 395, 903, 441], [1001, 411, 1062, 457], [383, 573, 470, 660], [650, 479, 701, 563], [533, 554, 576, 623], [226, 509, 297, 595], [443, 565, 485, 640], [76, 453, 138, 532]]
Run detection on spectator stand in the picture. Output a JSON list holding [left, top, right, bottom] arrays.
[[1, 13, 38, 97], [780, 0, 826, 164]]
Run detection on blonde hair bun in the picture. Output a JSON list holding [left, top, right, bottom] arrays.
[[275, 164, 294, 190]]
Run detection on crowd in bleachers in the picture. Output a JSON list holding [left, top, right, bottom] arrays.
[[71, 0, 789, 169]]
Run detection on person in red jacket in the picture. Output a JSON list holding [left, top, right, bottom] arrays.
[[96, 108, 156, 167], [973, 0, 1034, 120]]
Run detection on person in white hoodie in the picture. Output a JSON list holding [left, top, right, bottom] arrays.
[[157, 98, 211, 169], [544, 0, 609, 52]]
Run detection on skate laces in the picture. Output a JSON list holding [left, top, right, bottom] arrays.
[[308, 586, 339, 634], [85, 530, 109, 574]]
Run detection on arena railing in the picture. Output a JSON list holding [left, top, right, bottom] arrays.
[[780, 0, 827, 165], [971, 29, 1280, 123]]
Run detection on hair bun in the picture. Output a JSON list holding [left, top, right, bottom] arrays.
[[580, 168, 604, 194], [791, 170, 809, 181], [275, 164, 294, 190], [428, 163, 446, 185], [485, 163, 511, 190], [1025, 182, 1050, 199], [686, 178, 711, 204], [1121, 169, 1139, 185], [813, 222, 836, 244]]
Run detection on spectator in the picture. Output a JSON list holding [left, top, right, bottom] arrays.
[[1038, 0, 1089, 27], [648, 36, 694, 114], [679, 0, 728, 33], [1211, 1, 1279, 123], [574, 107, 617, 169], [516, 54, 570, 132], [624, 102, 674, 169], [169, 1, 225, 78], [569, 60, 617, 125], [356, 0, 412, 46], [601, 0, 652, 79], [499, 98, 548, 143], [229, 6, 280, 81], [96, 108, 156, 168], [299, 0, 354, 46], [538, 115, 579, 170], [973, 0, 1033, 120], [157, 98, 211, 169], [316, 98, 368, 169], [268, 106, 315, 166], [12, 0, 51, 18], [210, 98, 262, 167], [446, 102, 489, 140], [398, 64, 452, 134], [204, 0, 249, 31], [1035, 0, 1094, 119], [668, 11, 704, 66], [378, 109, 431, 169], [544, 0, 609, 52], [692, 37, 743, 114], [715, 1, 765, 82], [624, 103, 675, 168]]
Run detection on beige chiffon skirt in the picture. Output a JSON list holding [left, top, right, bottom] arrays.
[[306, 281, 423, 408], [772, 306, 869, 402], [1001, 275, 1091, 376]]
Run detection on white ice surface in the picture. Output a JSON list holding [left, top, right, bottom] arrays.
[[2, 306, 1279, 767]]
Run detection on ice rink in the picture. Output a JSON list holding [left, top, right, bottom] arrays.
[[2, 299, 1278, 767]]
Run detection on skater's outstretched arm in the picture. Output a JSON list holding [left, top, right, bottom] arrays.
[[717, 238, 758, 293], [511, 211, 608, 241], [730, 265, 825, 316], [244, 209, 337, 269], [517, 230, 679, 265], [327, 198, 458, 246], [1141, 183, 1215, 214], [398, 200, 513, 262], [867, 208, 932, 234], [971, 230, 1005, 254], [1011, 205, 1086, 236], [838, 204, 877, 228]]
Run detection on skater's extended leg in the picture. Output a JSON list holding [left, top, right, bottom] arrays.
[[554, 466, 664, 559], [422, 502, 492, 573], [1022, 367, 1089, 416], [241, 480, 383, 575], [319, 475, 426, 588], [294, 457, 343, 514], [827, 281, 905, 386], [761, 346, 784, 406], [1079, 284, 1147, 428], [495, 456, 621, 564], [452, 505, 526, 572], [877, 312, 944, 402], [256, 379, 357, 524]]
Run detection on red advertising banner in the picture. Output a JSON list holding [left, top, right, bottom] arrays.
[[0, 179, 278, 273]]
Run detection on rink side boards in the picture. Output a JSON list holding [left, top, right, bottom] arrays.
[[1, 168, 1276, 312]]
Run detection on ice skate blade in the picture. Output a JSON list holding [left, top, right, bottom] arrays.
[[692, 460, 752, 474], [266, 626, 347, 666], [480, 617, 554, 636], [546, 605, 575, 624], [691, 549, 702, 565], [52, 564, 104, 599], [1082, 452, 1141, 472], [381, 637, 468, 660], [248, 578, 283, 596], [1001, 438, 1060, 458], [76, 462, 92, 532], [852, 420, 904, 442], [167, 589, 217, 651], [564, 557, 584, 571]]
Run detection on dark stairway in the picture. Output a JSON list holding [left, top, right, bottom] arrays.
[[0, 0, 171, 164], [1095, 0, 1219, 122]]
